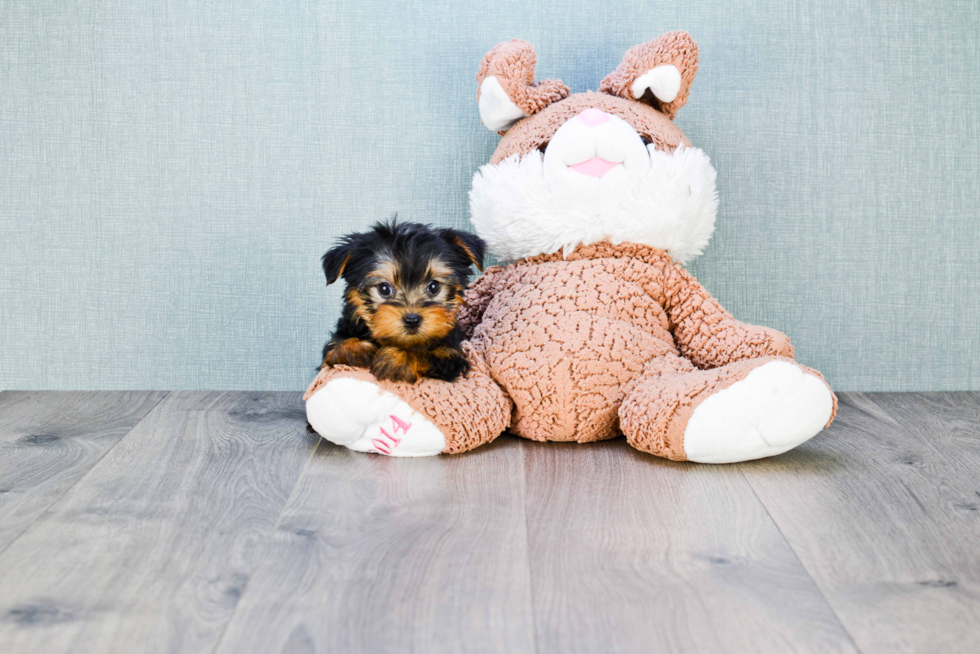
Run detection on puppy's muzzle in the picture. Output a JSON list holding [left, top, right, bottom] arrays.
[[402, 313, 422, 331]]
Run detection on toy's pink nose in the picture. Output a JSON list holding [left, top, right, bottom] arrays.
[[577, 108, 610, 127]]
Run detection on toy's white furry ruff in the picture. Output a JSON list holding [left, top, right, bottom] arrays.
[[469, 146, 718, 264]]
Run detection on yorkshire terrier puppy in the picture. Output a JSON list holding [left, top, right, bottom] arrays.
[[320, 220, 486, 383]]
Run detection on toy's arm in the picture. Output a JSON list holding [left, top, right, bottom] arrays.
[[660, 263, 794, 369], [457, 266, 506, 339]]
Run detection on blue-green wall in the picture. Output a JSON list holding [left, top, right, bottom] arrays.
[[2, 0, 978, 391]]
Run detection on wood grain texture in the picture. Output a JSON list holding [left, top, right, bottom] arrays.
[[0, 392, 318, 654], [873, 392, 980, 490], [214, 436, 535, 654], [0, 391, 168, 554], [2, 392, 978, 653], [739, 392, 980, 653], [521, 439, 856, 654]]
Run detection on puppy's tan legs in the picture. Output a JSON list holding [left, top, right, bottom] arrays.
[[322, 338, 376, 369], [371, 346, 421, 384]]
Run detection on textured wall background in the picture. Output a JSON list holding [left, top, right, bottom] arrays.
[[1, 0, 978, 391]]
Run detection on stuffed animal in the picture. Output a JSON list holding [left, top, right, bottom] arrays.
[[305, 31, 836, 462]]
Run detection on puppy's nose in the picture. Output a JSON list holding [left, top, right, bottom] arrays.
[[577, 108, 610, 127], [402, 313, 422, 330]]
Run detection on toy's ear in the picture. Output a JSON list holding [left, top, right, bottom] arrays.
[[600, 31, 699, 120], [321, 240, 353, 285], [476, 40, 570, 133], [440, 228, 486, 272]]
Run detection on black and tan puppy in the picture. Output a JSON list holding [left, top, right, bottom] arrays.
[[320, 220, 486, 383]]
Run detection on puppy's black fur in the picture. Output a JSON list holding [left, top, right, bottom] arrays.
[[320, 220, 486, 384]]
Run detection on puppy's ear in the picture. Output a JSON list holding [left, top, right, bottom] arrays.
[[441, 229, 486, 272], [476, 40, 569, 133], [321, 241, 352, 285]]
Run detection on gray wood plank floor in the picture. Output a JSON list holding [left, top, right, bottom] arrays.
[[0, 391, 977, 653], [216, 437, 535, 654], [0, 391, 168, 555]]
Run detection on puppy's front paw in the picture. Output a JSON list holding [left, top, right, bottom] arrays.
[[371, 347, 420, 384], [427, 348, 470, 382], [322, 338, 376, 369]]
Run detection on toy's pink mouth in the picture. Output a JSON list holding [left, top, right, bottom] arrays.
[[567, 157, 620, 178]]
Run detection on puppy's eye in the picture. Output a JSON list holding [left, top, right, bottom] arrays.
[[426, 280, 441, 295], [377, 283, 394, 298]]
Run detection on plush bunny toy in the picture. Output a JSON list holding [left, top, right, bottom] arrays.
[[305, 31, 836, 462]]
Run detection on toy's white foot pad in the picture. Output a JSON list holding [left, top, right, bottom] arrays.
[[306, 378, 446, 457], [684, 361, 833, 464]]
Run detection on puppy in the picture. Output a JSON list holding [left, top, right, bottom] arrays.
[[319, 220, 486, 383]]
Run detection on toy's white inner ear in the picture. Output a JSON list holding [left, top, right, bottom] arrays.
[[631, 65, 681, 103], [479, 76, 528, 132]]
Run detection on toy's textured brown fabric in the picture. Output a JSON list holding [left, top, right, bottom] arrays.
[[306, 241, 837, 458], [455, 265, 504, 338], [468, 241, 832, 447], [490, 92, 689, 165], [476, 39, 569, 118], [599, 31, 700, 119]]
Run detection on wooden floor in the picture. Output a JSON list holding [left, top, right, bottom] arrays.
[[0, 392, 977, 653]]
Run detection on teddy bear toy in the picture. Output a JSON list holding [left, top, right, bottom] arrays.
[[305, 31, 836, 463]]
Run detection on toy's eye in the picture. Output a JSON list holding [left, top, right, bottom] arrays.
[[377, 283, 394, 298], [640, 136, 652, 146], [426, 280, 441, 295]]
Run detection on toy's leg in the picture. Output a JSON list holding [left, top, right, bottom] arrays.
[[619, 355, 836, 463], [304, 342, 512, 457]]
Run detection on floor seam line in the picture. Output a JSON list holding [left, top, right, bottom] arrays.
[[520, 439, 541, 654], [736, 459, 864, 653], [0, 391, 171, 560], [209, 422, 323, 654], [866, 391, 974, 470]]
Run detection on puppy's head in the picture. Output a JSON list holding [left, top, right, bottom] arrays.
[[322, 220, 485, 347]]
